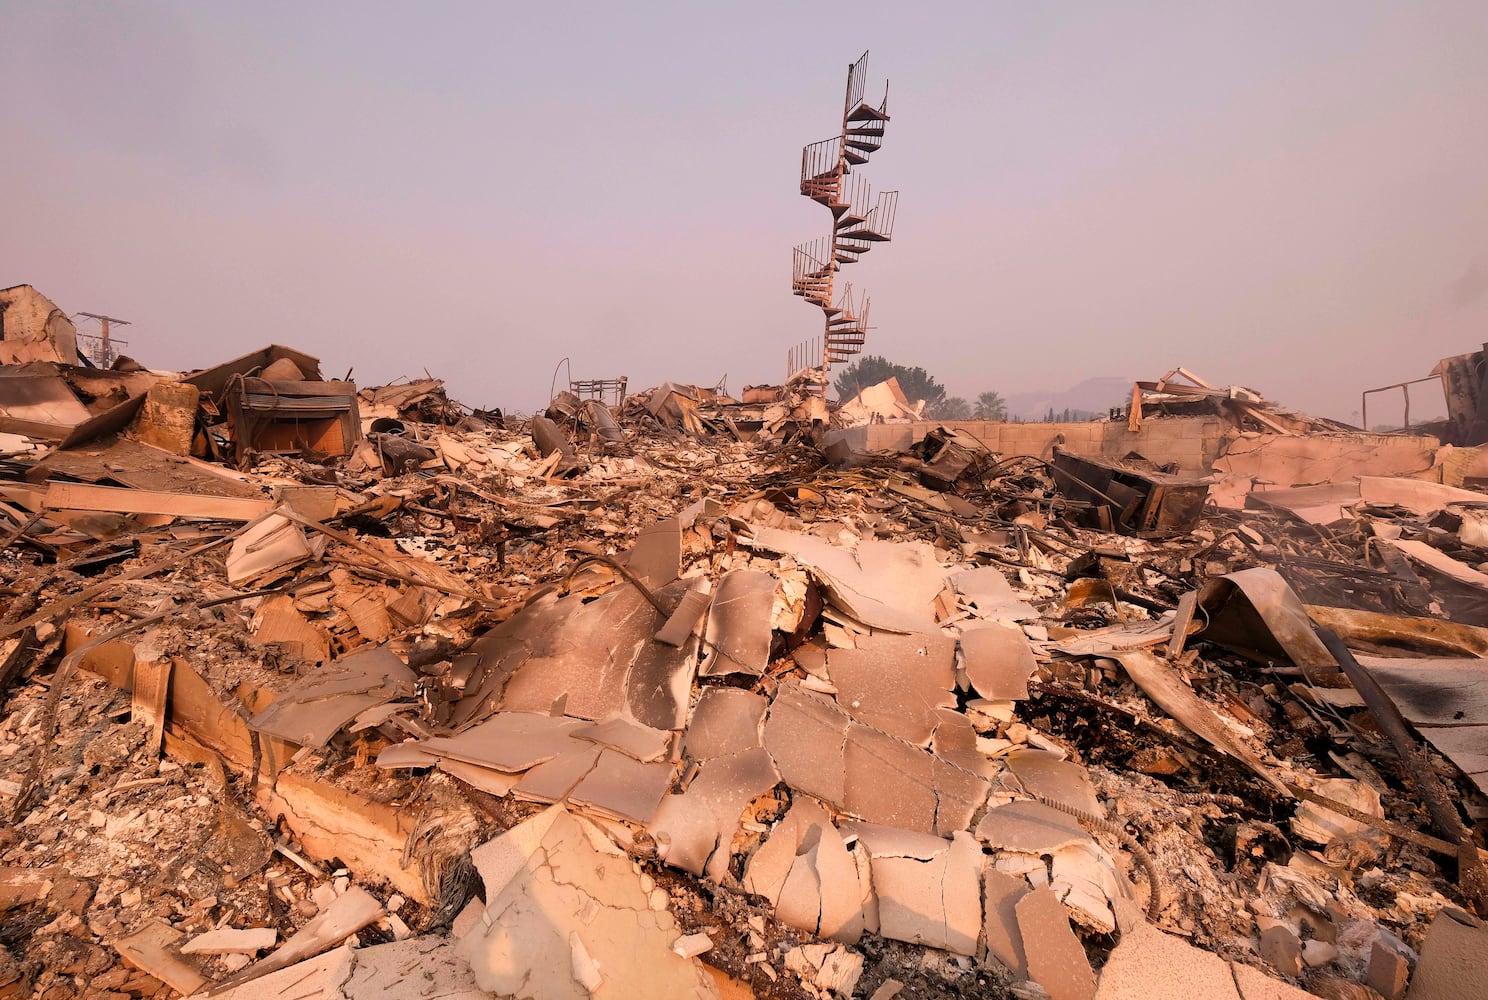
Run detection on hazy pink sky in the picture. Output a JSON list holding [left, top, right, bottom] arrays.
[[2, 2, 1485, 424]]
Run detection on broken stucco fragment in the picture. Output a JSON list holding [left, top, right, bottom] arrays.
[[959, 624, 1037, 701], [211, 886, 386, 992], [1016, 886, 1096, 1000], [862, 828, 983, 956], [762, 683, 850, 805], [827, 632, 956, 745], [747, 528, 946, 633], [1093, 920, 1241, 1000], [783, 942, 865, 997], [683, 687, 767, 760], [975, 799, 1093, 854], [458, 806, 720, 999], [982, 867, 1030, 978], [409, 712, 588, 772], [700, 569, 776, 676], [842, 723, 938, 833], [649, 746, 779, 880], [249, 645, 415, 748], [950, 566, 1039, 621], [565, 748, 674, 824], [743, 795, 864, 943], [1006, 749, 1102, 816], [575, 717, 673, 763]]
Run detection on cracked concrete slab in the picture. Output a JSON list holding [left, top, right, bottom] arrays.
[[459, 806, 720, 999]]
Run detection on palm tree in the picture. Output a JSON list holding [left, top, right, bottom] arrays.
[[974, 391, 1008, 421]]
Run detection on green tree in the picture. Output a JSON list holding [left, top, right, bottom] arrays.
[[973, 391, 1008, 421], [929, 396, 971, 420], [832, 354, 947, 410]]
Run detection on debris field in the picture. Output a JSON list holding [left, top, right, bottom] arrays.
[[2, 307, 1488, 999]]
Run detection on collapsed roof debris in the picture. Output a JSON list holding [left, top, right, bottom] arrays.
[[2, 313, 1488, 998]]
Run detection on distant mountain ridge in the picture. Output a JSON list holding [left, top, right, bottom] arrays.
[[1001, 376, 1132, 421]]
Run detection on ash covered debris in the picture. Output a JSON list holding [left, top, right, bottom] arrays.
[[0, 312, 1487, 1000]]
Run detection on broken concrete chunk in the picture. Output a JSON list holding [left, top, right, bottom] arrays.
[[459, 806, 720, 999], [701, 569, 777, 676], [1016, 886, 1096, 1000], [684, 687, 767, 760], [827, 632, 956, 745], [959, 624, 1037, 700]]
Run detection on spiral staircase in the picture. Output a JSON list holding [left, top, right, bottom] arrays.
[[788, 52, 899, 394]]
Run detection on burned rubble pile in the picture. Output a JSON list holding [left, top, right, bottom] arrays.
[[0, 353, 1486, 1000]]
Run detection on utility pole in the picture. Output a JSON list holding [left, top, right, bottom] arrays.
[[75, 312, 131, 368]]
